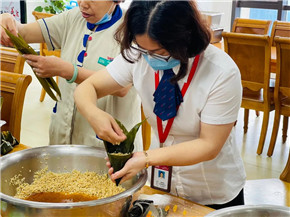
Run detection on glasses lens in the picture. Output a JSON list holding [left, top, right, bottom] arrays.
[[130, 43, 170, 61], [151, 53, 171, 62], [130, 44, 147, 55]]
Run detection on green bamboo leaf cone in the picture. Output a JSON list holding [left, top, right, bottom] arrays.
[[103, 119, 146, 186]]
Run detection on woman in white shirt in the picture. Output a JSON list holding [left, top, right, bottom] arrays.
[[74, 0, 246, 209]]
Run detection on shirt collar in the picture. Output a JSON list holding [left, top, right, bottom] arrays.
[[86, 5, 122, 32]]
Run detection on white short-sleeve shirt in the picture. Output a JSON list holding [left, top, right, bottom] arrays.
[[107, 44, 246, 205]]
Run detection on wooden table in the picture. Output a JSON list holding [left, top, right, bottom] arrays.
[[270, 46, 276, 73], [10, 143, 30, 153], [133, 186, 214, 216], [7, 144, 215, 216]]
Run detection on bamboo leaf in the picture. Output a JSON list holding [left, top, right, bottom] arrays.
[[115, 119, 128, 135], [2, 26, 61, 101], [36, 76, 58, 101], [46, 77, 62, 98], [126, 119, 146, 153]]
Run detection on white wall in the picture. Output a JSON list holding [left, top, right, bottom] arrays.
[[26, 0, 46, 23], [196, 0, 233, 31], [25, 1, 46, 50], [25, 0, 233, 49], [26, 1, 233, 31], [121, 0, 233, 31]]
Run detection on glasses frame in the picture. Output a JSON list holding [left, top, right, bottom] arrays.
[[130, 44, 171, 62]]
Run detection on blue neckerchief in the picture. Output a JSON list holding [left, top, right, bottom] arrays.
[[86, 5, 122, 32], [153, 69, 183, 121], [75, 5, 122, 67]]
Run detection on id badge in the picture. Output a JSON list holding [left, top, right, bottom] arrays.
[[150, 165, 172, 192]]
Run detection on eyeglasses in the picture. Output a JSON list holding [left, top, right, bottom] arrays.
[[130, 44, 171, 62]]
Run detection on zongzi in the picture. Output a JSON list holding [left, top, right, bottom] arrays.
[[103, 119, 145, 186]]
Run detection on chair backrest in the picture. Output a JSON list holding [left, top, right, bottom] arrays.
[[1, 71, 32, 141], [222, 32, 271, 94], [232, 18, 272, 35], [0, 47, 25, 74], [141, 105, 151, 151], [270, 21, 290, 47], [32, 11, 61, 57], [274, 37, 290, 100]]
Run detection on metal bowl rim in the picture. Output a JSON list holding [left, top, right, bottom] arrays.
[[0, 145, 148, 209], [205, 204, 290, 216]]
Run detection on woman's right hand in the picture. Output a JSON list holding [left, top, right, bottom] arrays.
[[87, 107, 127, 145], [0, 13, 19, 47]]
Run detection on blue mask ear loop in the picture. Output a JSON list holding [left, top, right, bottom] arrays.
[[94, 2, 115, 25]]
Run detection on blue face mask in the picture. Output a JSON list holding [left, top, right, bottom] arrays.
[[94, 3, 114, 25], [143, 54, 180, 71]]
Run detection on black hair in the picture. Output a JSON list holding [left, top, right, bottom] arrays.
[[115, 0, 211, 83]]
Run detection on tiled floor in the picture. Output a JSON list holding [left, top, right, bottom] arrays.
[[21, 62, 290, 181]]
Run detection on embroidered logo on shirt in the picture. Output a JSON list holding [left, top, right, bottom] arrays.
[[98, 57, 113, 66]]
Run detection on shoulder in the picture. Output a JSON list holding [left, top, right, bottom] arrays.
[[196, 44, 241, 85], [39, 7, 83, 26], [193, 44, 241, 92], [64, 7, 84, 24], [202, 44, 240, 74]]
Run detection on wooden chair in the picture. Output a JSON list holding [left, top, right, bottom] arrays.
[[232, 18, 272, 119], [222, 32, 274, 155], [32, 11, 61, 102], [141, 106, 151, 151], [0, 47, 25, 74], [1, 71, 32, 142], [280, 150, 290, 183], [270, 21, 290, 46], [270, 21, 290, 145], [232, 18, 272, 35], [267, 37, 290, 157]]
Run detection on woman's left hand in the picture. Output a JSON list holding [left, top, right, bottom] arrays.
[[106, 152, 147, 184], [24, 54, 72, 78]]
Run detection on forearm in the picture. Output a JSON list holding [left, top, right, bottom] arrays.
[[74, 67, 95, 84], [74, 68, 132, 97], [18, 22, 44, 43], [146, 138, 219, 167], [74, 79, 100, 120], [74, 68, 124, 110], [74, 72, 128, 144], [109, 134, 228, 184], [146, 122, 234, 167]]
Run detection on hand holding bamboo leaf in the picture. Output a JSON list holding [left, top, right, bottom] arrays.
[[2, 26, 61, 101], [104, 119, 146, 186]]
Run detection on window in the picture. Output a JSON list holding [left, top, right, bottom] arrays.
[[232, 0, 290, 30]]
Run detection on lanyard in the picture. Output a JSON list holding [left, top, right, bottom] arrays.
[[155, 55, 200, 146]]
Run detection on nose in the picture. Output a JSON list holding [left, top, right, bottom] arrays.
[[77, 0, 88, 9]]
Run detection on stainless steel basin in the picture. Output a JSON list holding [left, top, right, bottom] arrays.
[[205, 205, 290, 217], [1, 145, 147, 217]]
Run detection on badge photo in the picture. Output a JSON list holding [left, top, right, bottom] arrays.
[[150, 165, 172, 193]]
